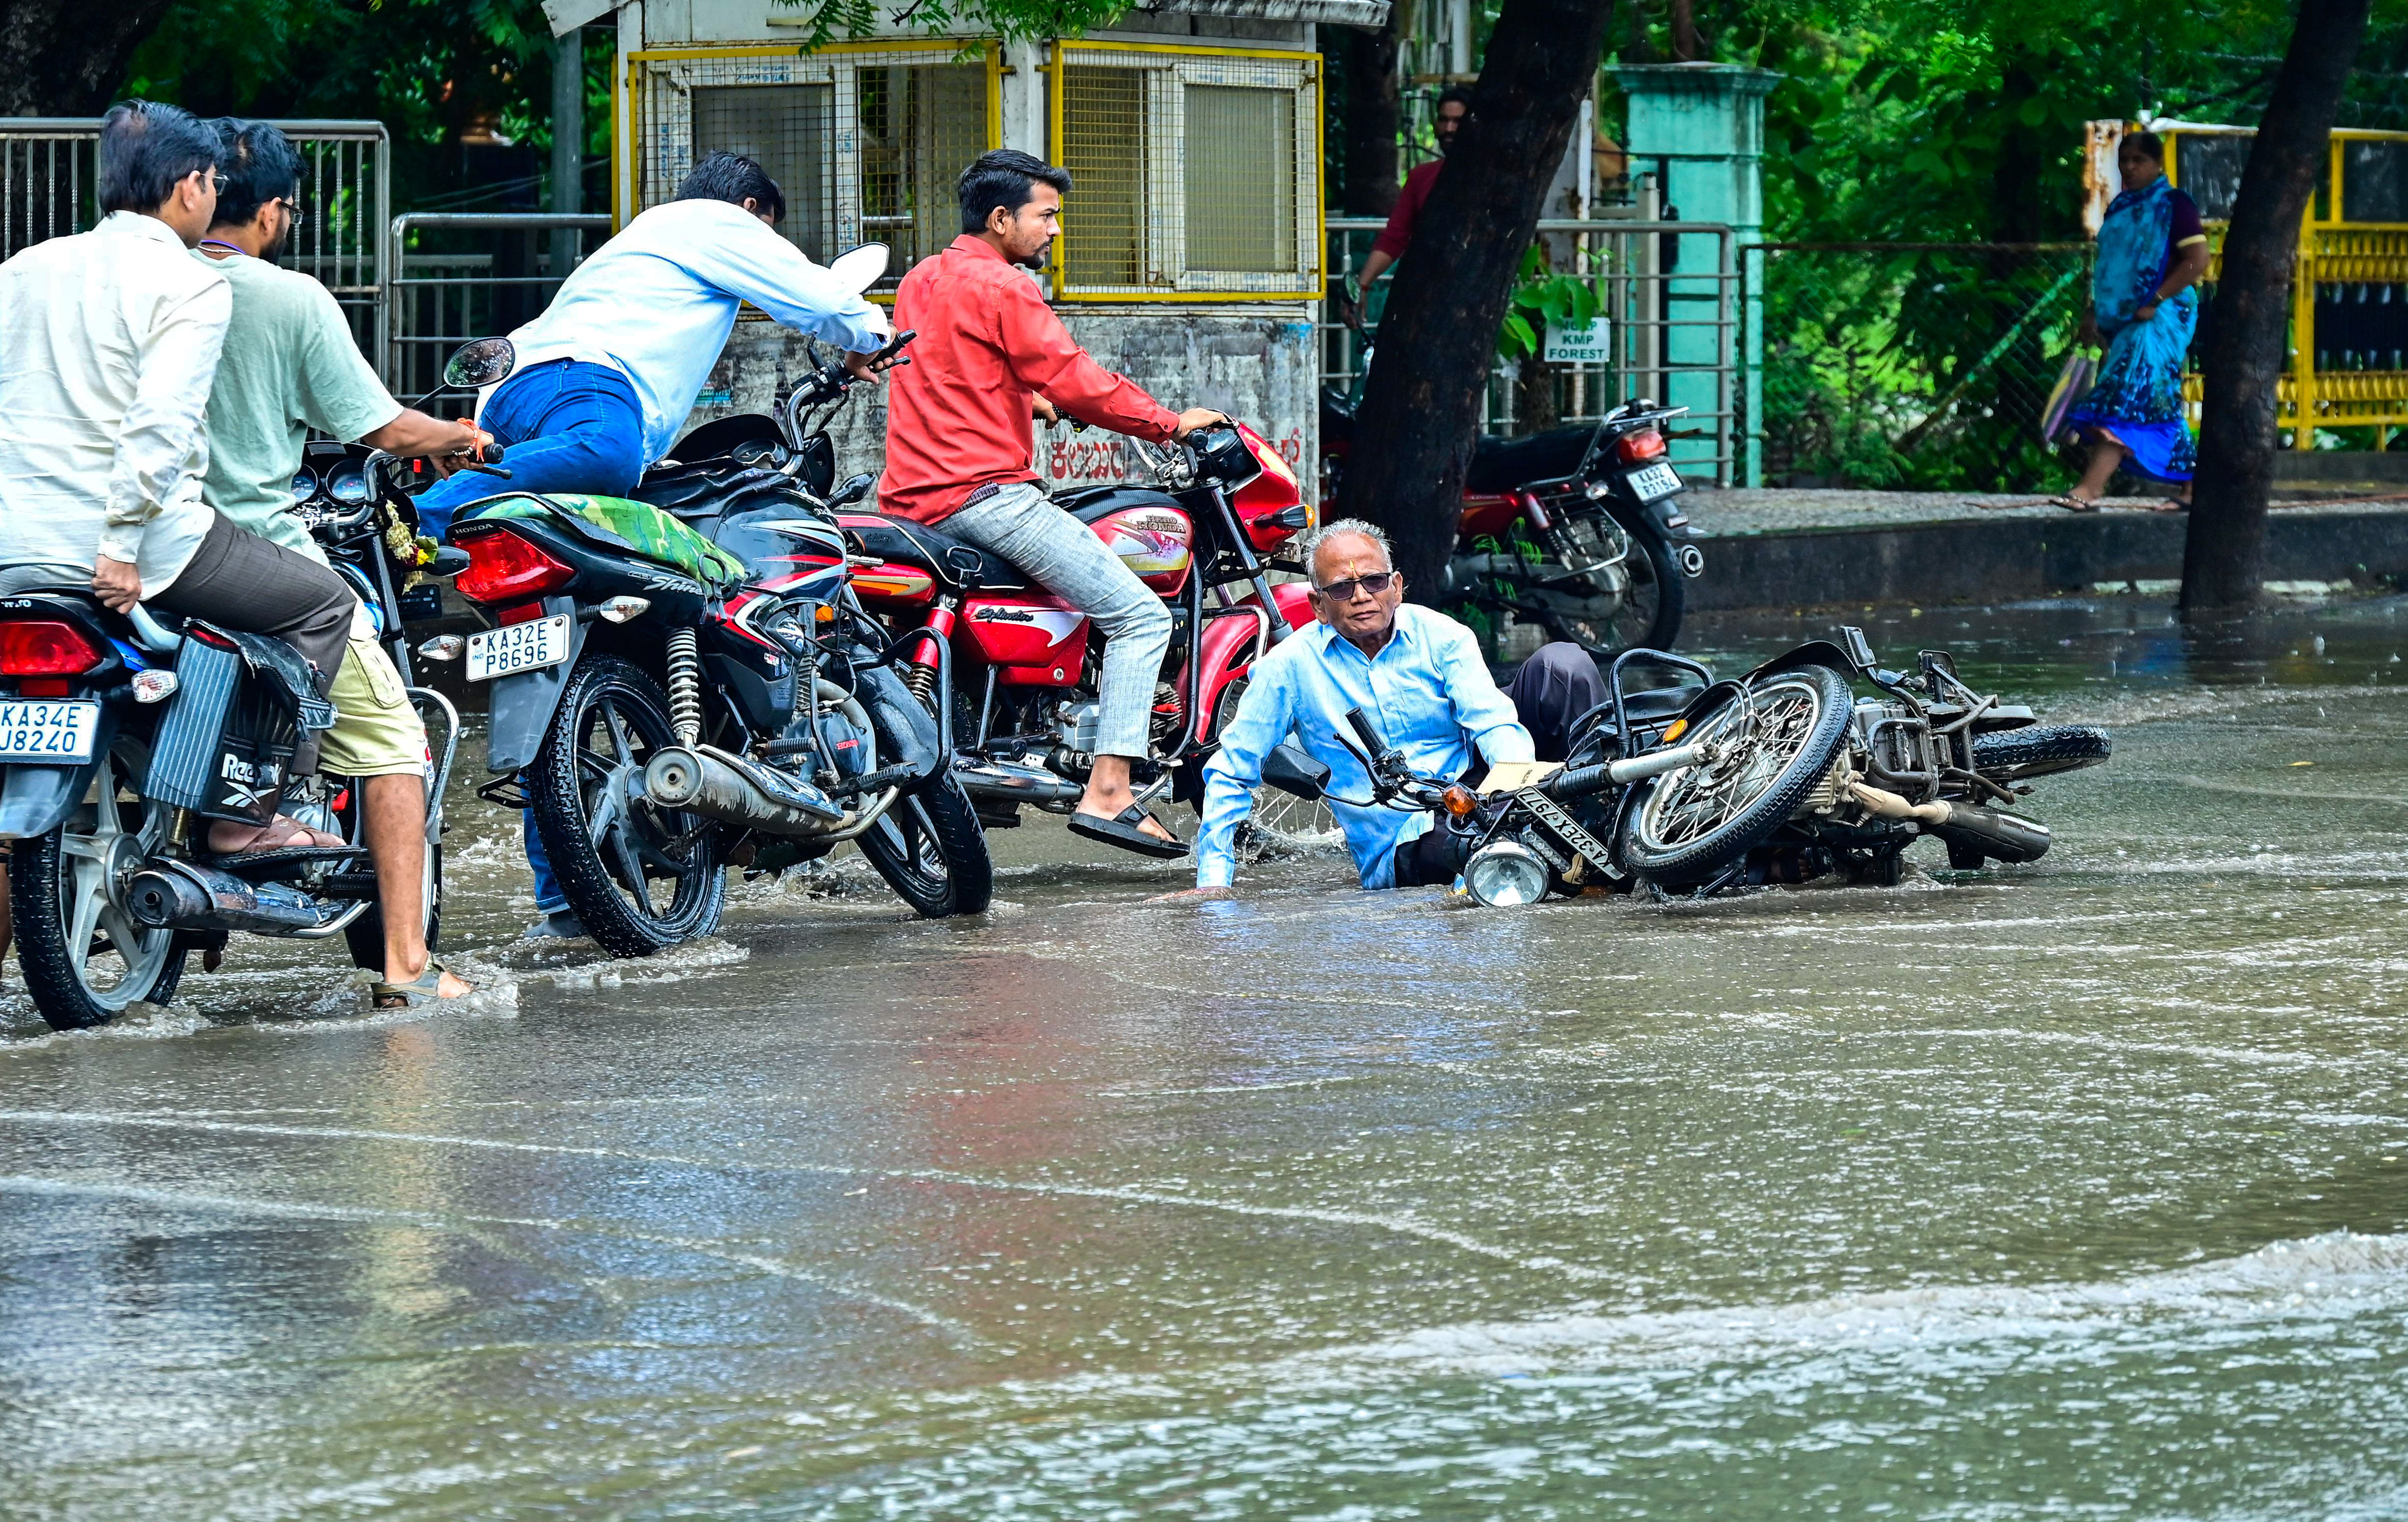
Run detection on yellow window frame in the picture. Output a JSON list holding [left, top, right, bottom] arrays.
[[1049, 38, 1325, 303]]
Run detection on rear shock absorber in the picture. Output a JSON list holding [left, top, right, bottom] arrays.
[[902, 594, 959, 709], [666, 627, 702, 746]]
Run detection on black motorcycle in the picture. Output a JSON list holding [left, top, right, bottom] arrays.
[[1321, 387, 1707, 656], [1253, 628, 2109, 904], [0, 342, 501, 1030], [431, 322, 992, 956]]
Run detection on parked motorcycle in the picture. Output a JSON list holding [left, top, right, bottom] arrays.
[[1321, 385, 1706, 656], [431, 248, 994, 953], [837, 417, 1314, 828], [0, 343, 503, 1029], [1252, 627, 2109, 904]]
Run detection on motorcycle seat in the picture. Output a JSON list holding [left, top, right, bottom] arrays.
[[841, 513, 1028, 592], [1465, 424, 1597, 494], [1618, 685, 1694, 722]]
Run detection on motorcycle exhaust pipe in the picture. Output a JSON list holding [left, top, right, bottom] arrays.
[[124, 859, 331, 934], [1844, 781, 2051, 863], [954, 756, 1083, 806], [644, 745, 846, 838]]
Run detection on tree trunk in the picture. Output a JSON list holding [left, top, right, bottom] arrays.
[[2180, 0, 2372, 614], [0, 0, 177, 115], [1332, 10, 1404, 218], [1669, 0, 1700, 62], [1335, 0, 1616, 598]]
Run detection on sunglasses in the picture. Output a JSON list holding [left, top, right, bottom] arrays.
[[1312, 570, 1398, 602]]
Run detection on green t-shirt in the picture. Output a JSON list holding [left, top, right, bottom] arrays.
[[193, 250, 401, 566]]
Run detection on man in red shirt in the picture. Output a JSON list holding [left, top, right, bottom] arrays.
[[1338, 87, 1472, 330], [883, 148, 1226, 858]]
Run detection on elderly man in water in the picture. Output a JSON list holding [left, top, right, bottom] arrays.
[[1185, 519, 1605, 893]]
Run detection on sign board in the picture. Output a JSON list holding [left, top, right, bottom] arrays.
[[1543, 316, 1612, 365]]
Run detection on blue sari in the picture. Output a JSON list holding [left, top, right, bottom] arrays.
[[2066, 174, 2197, 483]]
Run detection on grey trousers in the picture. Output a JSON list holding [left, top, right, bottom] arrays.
[[151, 514, 356, 775], [942, 482, 1173, 760]]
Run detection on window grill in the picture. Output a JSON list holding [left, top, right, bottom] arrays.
[[1051, 42, 1322, 301], [636, 46, 998, 287]]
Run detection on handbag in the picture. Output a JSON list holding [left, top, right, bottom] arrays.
[[2040, 352, 2094, 446]]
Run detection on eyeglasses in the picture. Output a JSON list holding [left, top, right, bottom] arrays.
[[199, 171, 228, 194], [278, 198, 308, 227], [1312, 570, 1398, 602]]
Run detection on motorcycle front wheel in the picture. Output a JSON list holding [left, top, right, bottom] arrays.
[[527, 654, 727, 957], [1618, 663, 1854, 886], [856, 773, 993, 917], [11, 744, 186, 1030]]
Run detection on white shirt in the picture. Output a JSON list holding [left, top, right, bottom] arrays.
[[508, 199, 891, 464], [0, 212, 230, 596]]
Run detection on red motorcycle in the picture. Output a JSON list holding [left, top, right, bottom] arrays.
[[1321, 390, 1707, 655], [833, 422, 1312, 826]]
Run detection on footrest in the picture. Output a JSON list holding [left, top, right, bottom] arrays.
[[208, 845, 368, 881]]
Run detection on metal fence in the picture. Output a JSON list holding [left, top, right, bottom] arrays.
[[0, 118, 389, 369], [1325, 214, 1738, 485], [1740, 242, 2095, 492], [386, 212, 612, 410]]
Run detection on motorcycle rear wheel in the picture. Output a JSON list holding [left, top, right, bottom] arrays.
[[1618, 663, 1854, 886], [528, 655, 727, 957], [12, 744, 186, 1030], [857, 773, 993, 917], [1538, 519, 1684, 657]]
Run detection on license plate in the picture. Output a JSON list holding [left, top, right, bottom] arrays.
[[465, 615, 572, 681], [1626, 462, 1683, 501], [0, 699, 100, 763]]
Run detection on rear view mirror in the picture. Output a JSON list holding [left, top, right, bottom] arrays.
[[829, 242, 890, 295], [1261, 743, 1330, 801], [444, 337, 516, 391], [828, 472, 875, 508]]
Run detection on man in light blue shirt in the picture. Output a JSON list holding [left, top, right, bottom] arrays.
[[413, 149, 890, 540], [1192, 520, 1604, 892]]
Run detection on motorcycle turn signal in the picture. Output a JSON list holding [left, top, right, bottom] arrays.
[[1441, 785, 1478, 818]]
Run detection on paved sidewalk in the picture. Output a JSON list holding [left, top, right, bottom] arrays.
[[1680, 486, 2408, 539]]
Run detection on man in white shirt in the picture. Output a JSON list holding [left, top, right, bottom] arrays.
[[411, 149, 891, 541], [412, 148, 891, 939], [0, 100, 358, 852]]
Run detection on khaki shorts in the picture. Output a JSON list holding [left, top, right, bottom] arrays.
[[315, 637, 429, 778]]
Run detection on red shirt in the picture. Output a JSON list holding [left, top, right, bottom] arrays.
[[1370, 158, 1447, 261], [880, 236, 1179, 524]]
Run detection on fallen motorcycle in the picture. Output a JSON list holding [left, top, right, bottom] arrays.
[[0, 340, 506, 1029], [1611, 626, 2111, 893], [1251, 628, 2109, 905]]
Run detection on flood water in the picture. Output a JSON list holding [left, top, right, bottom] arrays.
[[5, 596, 2408, 1520]]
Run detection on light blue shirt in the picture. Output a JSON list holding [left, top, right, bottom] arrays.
[[1195, 604, 1535, 890], [506, 198, 888, 464]]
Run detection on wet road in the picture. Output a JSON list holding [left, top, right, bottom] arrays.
[[5, 597, 2408, 1519]]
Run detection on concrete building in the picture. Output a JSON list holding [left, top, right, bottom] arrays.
[[543, 0, 1385, 492]]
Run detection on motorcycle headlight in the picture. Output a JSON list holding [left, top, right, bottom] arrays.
[[1463, 840, 1550, 907]]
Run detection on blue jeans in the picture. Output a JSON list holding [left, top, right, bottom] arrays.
[[423, 359, 646, 919], [415, 359, 647, 541]]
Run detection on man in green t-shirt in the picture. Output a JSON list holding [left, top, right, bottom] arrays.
[[197, 118, 487, 1008]]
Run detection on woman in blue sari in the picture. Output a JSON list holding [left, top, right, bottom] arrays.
[[2060, 131, 2212, 510]]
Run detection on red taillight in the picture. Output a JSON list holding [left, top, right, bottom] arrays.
[[1615, 429, 1668, 464], [0, 620, 103, 676], [454, 529, 574, 604]]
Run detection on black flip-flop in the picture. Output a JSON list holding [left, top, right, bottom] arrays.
[[1068, 803, 1190, 860]]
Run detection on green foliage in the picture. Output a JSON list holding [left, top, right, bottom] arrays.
[[1495, 243, 1600, 362]]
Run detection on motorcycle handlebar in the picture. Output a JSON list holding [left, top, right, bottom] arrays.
[[1343, 706, 1387, 759]]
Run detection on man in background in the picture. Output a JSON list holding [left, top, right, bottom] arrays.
[[1337, 86, 1472, 330]]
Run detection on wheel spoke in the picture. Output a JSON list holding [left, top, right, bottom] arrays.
[[65, 856, 106, 977], [598, 700, 637, 767]]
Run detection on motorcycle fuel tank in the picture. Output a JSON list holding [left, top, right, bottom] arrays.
[[1071, 493, 1193, 596]]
